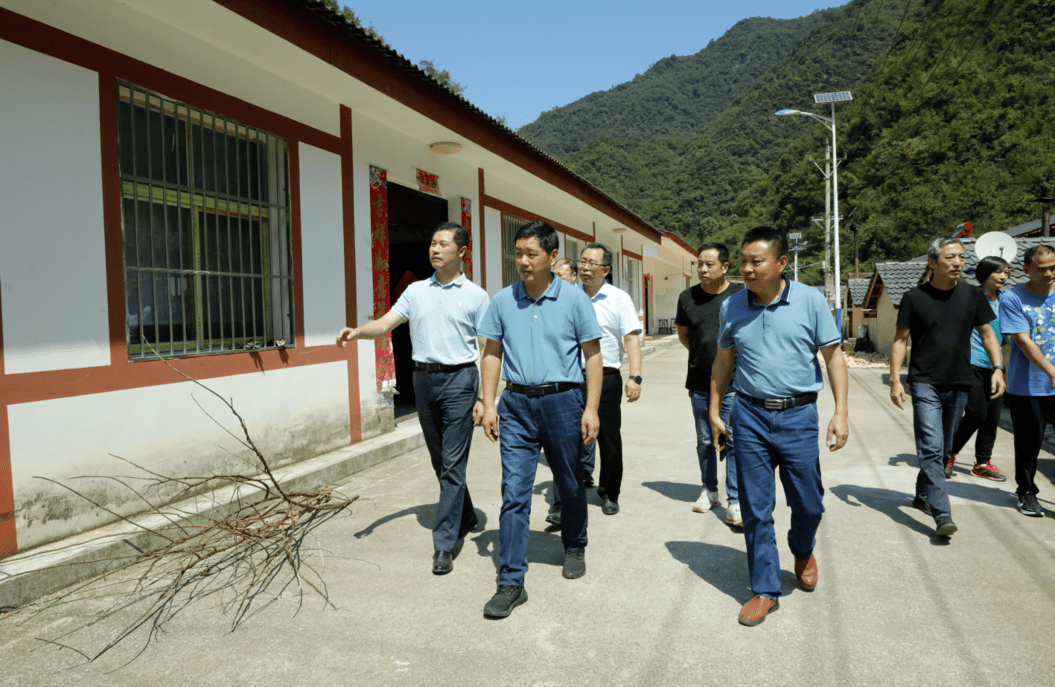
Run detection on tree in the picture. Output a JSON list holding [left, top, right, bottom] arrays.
[[418, 59, 467, 96]]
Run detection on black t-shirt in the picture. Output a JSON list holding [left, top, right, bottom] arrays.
[[897, 282, 995, 386], [674, 282, 744, 392]]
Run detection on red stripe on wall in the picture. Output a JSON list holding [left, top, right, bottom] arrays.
[[289, 145, 307, 348], [478, 169, 487, 291], [340, 105, 362, 442], [481, 194, 593, 244], [0, 291, 15, 555], [98, 71, 129, 365], [624, 248, 642, 261]]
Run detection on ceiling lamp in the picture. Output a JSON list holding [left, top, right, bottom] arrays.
[[429, 142, 462, 155], [612, 227, 627, 234]]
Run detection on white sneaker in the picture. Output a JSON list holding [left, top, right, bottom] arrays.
[[726, 502, 743, 527], [693, 488, 720, 513]]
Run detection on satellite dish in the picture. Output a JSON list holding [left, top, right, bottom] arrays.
[[974, 232, 1018, 262]]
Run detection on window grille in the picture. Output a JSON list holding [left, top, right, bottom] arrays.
[[501, 213, 530, 287], [116, 82, 294, 359]]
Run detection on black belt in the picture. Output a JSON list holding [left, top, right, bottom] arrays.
[[414, 361, 475, 373], [582, 368, 621, 377], [741, 392, 818, 411], [506, 382, 580, 397]]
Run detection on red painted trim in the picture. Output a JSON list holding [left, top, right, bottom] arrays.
[[289, 145, 307, 348], [0, 287, 15, 554], [2, 348, 351, 407], [340, 105, 361, 442], [209, 0, 662, 244], [481, 194, 592, 243], [98, 71, 129, 366], [460, 197, 473, 280], [666, 232, 697, 257], [624, 248, 643, 261], [478, 169, 487, 291]]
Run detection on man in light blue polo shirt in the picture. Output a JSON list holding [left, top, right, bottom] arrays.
[[337, 222, 489, 575], [478, 221, 603, 618], [710, 226, 848, 627]]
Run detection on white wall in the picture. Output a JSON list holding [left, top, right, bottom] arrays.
[[9, 361, 350, 549], [0, 39, 110, 374], [484, 206, 503, 297], [298, 143, 346, 347]]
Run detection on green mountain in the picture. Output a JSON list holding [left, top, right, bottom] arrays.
[[518, 13, 832, 155]]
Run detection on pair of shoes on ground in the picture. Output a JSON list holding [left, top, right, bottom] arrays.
[[947, 454, 1007, 482], [692, 488, 720, 513], [726, 501, 743, 527], [1018, 493, 1044, 517], [483, 548, 584, 618], [738, 554, 817, 627]]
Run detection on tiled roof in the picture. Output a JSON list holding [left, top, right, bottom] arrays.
[[874, 262, 928, 306], [873, 236, 1055, 306], [293, 0, 667, 244], [847, 277, 870, 306], [1006, 220, 1043, 238]]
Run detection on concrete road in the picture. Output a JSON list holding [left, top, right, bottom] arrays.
[[2, 343, 1054, 686]]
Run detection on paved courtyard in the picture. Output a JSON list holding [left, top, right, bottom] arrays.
[[2, 343, 1054, 686]]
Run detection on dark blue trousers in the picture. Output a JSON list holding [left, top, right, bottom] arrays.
[[413, 366, 478, 552], [732, 398, 825, 599], [497, 387, 587, 586]]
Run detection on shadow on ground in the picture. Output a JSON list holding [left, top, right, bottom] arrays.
[[643, 481, 700, 503]]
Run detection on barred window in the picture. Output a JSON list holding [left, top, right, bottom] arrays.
[[501, 213, 530, 287], [116, 81, 294, 359]]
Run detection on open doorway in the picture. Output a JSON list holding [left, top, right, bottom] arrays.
[[387, 183, 448, 416]]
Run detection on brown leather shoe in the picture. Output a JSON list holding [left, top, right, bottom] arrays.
[[795, 554, 818, 591], [738, 595, 779, 626]]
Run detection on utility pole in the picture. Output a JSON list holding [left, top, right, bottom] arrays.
[[809, 145, 833, 308], [789, 232, 802, 280]]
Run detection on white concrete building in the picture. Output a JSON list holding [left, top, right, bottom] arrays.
[[0, 0, 696, 555]]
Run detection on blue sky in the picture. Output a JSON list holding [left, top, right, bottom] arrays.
[[351, 0, 850, 130]]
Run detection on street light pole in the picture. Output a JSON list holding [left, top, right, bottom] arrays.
[[776, 90, 852, 337]]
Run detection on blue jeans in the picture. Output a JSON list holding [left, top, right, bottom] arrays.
[[732, 397, 824, 599], [910, 382, 969, 518], [413, 366, 478, 552], [689, 390, 738, 503], [497, 388, 587, 586]]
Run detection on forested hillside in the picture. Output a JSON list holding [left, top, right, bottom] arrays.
[[518, 13, 832, 155]]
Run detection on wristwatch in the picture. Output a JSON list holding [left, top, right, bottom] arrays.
[[993, 366, 1005, 372], [629, 375, 643, 384]]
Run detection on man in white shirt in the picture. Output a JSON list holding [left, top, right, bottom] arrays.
[[551, 243, 642, 519]]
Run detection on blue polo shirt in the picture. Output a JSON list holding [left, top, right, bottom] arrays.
[[391, 272, 490, 365], [717, 279, 840, 399], [478, 276, 602, 385], [1000, 284, 1055, 397]]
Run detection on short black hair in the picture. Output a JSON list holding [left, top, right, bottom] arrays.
[[583, 242, 613, 268], [515, 221, 559, 253], [697, 242, 730, 265], [741, 226, 788, 259], [433, 221, 469, 250], [974, 256, 1009, 286], [555, 258, 577, 275], [1024, 244, 1055, 267]]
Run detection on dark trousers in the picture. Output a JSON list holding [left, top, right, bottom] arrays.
[[496, 388, 587, 585], [951, 366, 1003, 464], [1003, 393, 1055, 496], [584, 372, 624, 501], [413, 366, 478, 552]]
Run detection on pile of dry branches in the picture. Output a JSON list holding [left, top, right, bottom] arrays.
[[7, 351, 358, 662]]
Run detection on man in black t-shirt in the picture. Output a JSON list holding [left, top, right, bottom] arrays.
[[889, 237, 1005, 537], [675, 242, 745, 525]]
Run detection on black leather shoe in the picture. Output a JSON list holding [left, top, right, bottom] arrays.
[[545, 506, 562, 526], [458, 512, 479, 540], [602, 498, 619, 515], [432, 550, 453, 575], [483, 585, 527, 618], [912, 494, 932, 516]]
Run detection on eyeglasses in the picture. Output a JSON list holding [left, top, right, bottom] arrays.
[[578, 259, 608, 268]]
